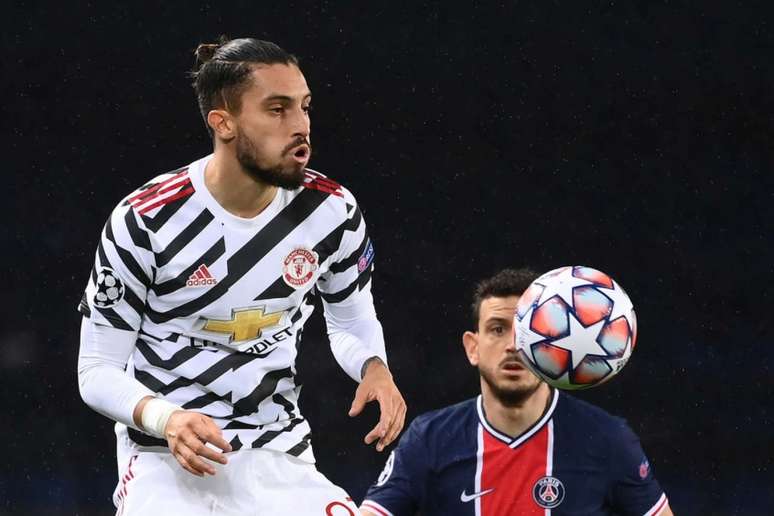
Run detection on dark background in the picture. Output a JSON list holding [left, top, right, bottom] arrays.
[[4, 1, 772, 515]]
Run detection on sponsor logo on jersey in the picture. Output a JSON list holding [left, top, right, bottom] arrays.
[[639, 458, 650, 479], [532, 476, 565, 509], [93, 267, 125, 308], [460, 488, 495, 503], [357, 238, 375, 273], [201, 307, 285, 343], [187, 264, 217, 287], [282, 248, 319, 288]]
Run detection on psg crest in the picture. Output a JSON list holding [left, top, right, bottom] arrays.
[[282, 248, 319, 288], [532, 476, 565, 509]]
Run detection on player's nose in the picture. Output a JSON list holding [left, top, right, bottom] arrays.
[[290, 106, 310, 138]]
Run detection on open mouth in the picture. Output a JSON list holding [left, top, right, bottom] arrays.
[[502, 361, 525, 372], [290, 145, 310, 162]]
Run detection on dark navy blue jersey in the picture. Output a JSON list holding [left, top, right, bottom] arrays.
[[362, 389, 668, 516]]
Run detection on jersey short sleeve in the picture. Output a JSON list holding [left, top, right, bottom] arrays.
[[363, 419, 427, 515], [316, 186, 375, 310], [78, 200, 154, 332], [608, 419, 667, 515]]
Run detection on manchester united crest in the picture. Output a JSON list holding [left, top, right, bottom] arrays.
[[532, 475, 565, 509], [282, 248, 319, 288]]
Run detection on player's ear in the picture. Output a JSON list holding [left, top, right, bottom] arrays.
[[462, 331, 479, 366], [207, 109, 236, 141]]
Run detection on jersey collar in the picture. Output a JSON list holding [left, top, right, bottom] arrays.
[[476, 387, 559, 448]]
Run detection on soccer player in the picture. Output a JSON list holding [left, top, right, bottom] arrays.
[[77, 38, 405, 515], [361, 269, 672, 516]]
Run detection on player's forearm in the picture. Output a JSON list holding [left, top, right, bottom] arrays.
[[327, 316, 388, 382]]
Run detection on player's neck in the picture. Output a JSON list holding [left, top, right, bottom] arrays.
[[481, 383, 551, 439], [205, 152, 277, 218]]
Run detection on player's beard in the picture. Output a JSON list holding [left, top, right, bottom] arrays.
[[478, 361, 543, 408], [235, 132, 310, 190]]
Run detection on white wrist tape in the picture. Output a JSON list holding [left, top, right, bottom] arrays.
[[141, 398, 182, 439]]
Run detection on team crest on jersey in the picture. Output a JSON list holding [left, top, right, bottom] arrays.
[[282, 248, 319, 288], [93, 267, 125, 308], [532, 476, 565, 509]]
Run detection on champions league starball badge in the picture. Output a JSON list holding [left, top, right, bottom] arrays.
[[532, 476, 565, 509], [93, 267, 125, 308]]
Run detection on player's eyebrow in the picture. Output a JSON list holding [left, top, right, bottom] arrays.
[[485, 316, 511, 326], [263, 92, 312, 103]]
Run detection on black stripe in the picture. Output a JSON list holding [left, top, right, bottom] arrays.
[[183, 390, 232, 410], [123, 282, 145, 316], [229, 367, 294, 418], [78, 293, 91, 317], [124, 210, 153, 252], [148, 188, 330, 324], [142, 184, 195, 233], [229, 435, 243, 451], [155, 209, 214, 267], [272, 393, 297, 418], [127, 428, 166, 447], [150, 237, 225, 297], [285, 433, 312, 457], [253, 276, 295, 301], [329, 231, 369, 274], [250, 417, 305, 448], [105, 219, 151, 287], [94, 307, 134, 330], [136, 339, 203, 369], [134, 368, 166, 392], [319, 265, 373, 304], [224, 421, 259, 430]]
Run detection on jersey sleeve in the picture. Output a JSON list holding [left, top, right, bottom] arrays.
[[316, 187, 375, 308], [608, 419, 668, 516], [362, 419, 427, 516], [77, 200, 154, 332]]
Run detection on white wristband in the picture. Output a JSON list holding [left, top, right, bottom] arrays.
[[141, 398, 182, 439]]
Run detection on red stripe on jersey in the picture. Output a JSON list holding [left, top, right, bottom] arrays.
[[303, 181, 344, 197], [480, 425, 549, 515], [360, 501, 391, 516], [127, 169, 189, 203], [132, 177, 192, 209], [138, 184, 194, 215], [305, 171, 340, 188]]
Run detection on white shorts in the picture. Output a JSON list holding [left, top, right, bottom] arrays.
[[112, 439, 361, 515]]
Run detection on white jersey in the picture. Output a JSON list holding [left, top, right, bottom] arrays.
[[79, 155, 378, 463]]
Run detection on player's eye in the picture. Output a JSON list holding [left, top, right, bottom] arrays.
[[491, 326, 505, 335], [269, 106, 284, 115], [302, 104, 312, 114]]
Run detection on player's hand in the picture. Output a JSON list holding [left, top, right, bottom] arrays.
[[164, 411, 232, 477], [349, 358, 406, 452]]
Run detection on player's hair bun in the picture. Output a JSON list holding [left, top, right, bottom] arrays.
[[194, 43, 220, 65]]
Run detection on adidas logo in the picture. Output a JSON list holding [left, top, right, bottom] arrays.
[[187, 264, 217, 287]]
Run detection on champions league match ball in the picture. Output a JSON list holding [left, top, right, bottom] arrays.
[[514, 266, 637, 390]]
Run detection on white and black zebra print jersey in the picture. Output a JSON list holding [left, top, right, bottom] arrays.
[[78, 155, 379, 463]]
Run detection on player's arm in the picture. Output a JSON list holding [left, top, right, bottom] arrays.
[[77, 204, 230, 476], [360, 418, 427, 516], [317, 192, 406, 451], [607, 419, 673, 515]]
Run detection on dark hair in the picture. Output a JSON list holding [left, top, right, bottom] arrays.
[[470, 268, 540, 328], [190, 37, 299, 136]]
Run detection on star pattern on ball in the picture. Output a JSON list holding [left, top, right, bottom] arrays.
[[515, 306, 548, 364], [549, 312, 609, 369], [536, 268, 594, 307], [600, 280, 634, 325]]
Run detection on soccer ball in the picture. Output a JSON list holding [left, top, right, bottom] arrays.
[[514, 266, 637, 390], [94, 267, 125, 308]]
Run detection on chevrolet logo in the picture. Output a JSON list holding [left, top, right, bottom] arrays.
[[203, 307, 284, 342]]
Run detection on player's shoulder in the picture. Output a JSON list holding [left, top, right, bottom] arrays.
[[301, 168, 357, 208], [556, 392, 632, 436], [408, 398, 478, 442], [118, 165, 193, 214]]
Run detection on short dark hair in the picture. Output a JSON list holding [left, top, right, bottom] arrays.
[[190, 37, 299, 136], [470, 268, 540, 328]]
